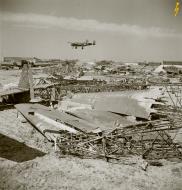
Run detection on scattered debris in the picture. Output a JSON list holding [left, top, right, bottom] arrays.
[[1, 60, 182, 165]]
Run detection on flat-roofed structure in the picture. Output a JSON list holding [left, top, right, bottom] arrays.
[[163, 61, 182, 66], [3, 57, 35, 63]]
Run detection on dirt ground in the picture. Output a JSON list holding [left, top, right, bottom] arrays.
[[0, 70, 182, 190]]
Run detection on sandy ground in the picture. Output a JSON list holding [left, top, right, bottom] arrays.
[[0, 69, 21, 86], [1, 152, 182, 190], [0, 70, 182, 190]]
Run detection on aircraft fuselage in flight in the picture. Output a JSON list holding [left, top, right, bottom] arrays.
[[69, 40, 96, 49]]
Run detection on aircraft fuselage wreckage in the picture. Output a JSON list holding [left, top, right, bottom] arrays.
[[69, 40, 96, 49]]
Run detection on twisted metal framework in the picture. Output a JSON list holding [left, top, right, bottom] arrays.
[[34, 82, 148, 101], [55, 83, 182, 161], [56, 112, 182, 161]]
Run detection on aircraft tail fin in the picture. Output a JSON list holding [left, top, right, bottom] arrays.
[[18, 61, 33, 90], [18, 63, 30, 89], [93, 40, 96, 45], [18, 61, 35, 100]]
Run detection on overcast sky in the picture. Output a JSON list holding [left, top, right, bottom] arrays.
[[0, 0, 182, 62]]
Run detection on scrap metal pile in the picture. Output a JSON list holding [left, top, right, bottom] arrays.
[[55, 84, 182, 161], [13, 65, 182, 162], [33, 76, 148, 101], [57, 105, 182, 161]]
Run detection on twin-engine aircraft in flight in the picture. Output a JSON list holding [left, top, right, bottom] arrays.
[[69, 40, 96, 49]]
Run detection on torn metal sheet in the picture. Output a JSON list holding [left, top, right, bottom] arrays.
[[0, 88, 28, 97], [93, 96, 152, 119], [66, 89, 161, 119], [69, 109, 137, 131], [15, 104, 77, 141], [15, 104, 101, 137]]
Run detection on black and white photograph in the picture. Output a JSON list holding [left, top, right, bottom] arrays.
[[0, 0, 182, 189]]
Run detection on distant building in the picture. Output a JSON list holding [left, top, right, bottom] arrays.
[[138, 62, 148, 66], [138, 62, 161, 66], [163, 61, 182, 66], [148, 62, 161, 66], [3, 57, 36, 64]]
